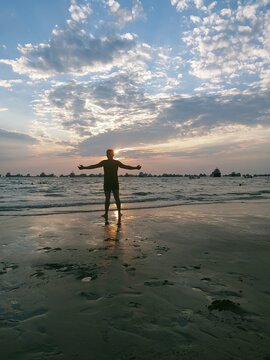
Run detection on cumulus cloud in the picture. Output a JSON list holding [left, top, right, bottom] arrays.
[[0, 25, 137, 78], [105, 0, 144, 27], [171, 0, 206, 12], [171, 0, 190, 12], [0, 107, 8, 112], [69, 0, 91, 22]]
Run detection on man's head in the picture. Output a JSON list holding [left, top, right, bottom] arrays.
[[106, 149, 114, 159]]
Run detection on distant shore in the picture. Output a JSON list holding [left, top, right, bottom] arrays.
[[1, 172, 269, 178]]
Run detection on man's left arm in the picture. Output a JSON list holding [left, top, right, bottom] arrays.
[[118, 161, 141, 170]]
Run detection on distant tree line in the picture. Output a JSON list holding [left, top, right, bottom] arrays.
[[1, 170, 270, 178]]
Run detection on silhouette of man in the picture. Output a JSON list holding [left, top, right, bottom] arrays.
[[78, 149, 141, 223]]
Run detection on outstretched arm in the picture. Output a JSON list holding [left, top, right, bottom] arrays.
[[78, 161, 104, 170], [118, 162, 141, 170]]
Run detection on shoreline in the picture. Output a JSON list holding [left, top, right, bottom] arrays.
[[1, 202, 270, 359], [1, 198, 270, 217]]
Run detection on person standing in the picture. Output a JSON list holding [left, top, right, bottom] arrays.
[[78, 149, 141, 223]]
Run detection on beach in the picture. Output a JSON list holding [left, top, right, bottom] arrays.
[[1, 202, 270, 360]]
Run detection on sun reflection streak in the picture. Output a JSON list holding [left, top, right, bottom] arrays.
[[104, 221, 123, 251]]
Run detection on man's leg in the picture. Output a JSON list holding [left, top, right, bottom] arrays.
[[112, 189, 122, 222], [103, 190, 111, 221]]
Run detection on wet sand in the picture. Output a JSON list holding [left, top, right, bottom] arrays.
[[1, 202, 270, 360]]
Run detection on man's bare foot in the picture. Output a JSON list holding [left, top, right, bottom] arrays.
[[101, 213, 108, 221]]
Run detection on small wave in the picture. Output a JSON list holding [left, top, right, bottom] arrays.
[[0, 196, 172, 212], [260, 190, 270, 194], [227, 191, 270, 197], [44, 193, 65, 197], [233, 195, 266, 200], [175, 194, 185, 199], [0, 200, 212, 216], [0, 201, 103, 211], [132, 192, 152, 196]]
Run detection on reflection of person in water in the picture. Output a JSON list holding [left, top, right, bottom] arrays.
[[78, 149, 141, 223]]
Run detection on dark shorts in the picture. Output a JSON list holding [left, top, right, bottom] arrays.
[[104, 185, 119, 192]]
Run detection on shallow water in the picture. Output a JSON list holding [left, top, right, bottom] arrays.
[[0, 176, 270, 216]]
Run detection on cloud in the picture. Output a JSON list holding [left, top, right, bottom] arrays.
[[78, 120, 175, 156], [0, 129, 39, 166], [171, 0, 190, 12], [171, 1, 270, 91], [43, 89, 270, 157], [28, 41, 270, 153], [171, 0, 206, 12], [31, 73, 162, 146], [260, 68, 270, 90], [0, 128, 38, 144], [236, 4, 258, 24], [1, 0, 269, 174], [0, 79, 24, 88], [105, 0, 144, 27], [158, 92, 270, 133], [69, 0, 91, 23], [0, 0, 149, 80], [0, 0, 146, 79], [0, 24, 137, 79]]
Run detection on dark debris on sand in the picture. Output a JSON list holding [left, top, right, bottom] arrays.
[[0, 262, 19, 275], [208, 299, 246, 315]]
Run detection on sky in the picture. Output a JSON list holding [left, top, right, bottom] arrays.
[[0, 0, 270, 175]]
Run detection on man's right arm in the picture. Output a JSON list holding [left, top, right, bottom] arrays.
[[78, 161, 104, 170]]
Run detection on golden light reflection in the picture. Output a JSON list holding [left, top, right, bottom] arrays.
[[103, 211, 123, 242], [104, 222, 122, 252]]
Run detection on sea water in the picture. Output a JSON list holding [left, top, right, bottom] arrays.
[[0, 176, 270, 216]]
